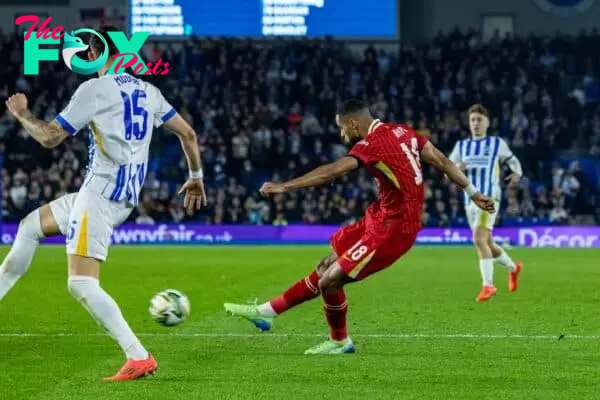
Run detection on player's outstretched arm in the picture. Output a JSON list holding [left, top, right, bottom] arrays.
[[163, 113, 207, 213], [260, 156, 359, 195], [420, 141, 495, 212], [5, 93, 68, 148]]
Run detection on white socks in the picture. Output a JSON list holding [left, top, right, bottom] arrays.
[[68, 275, 148, 361], [479, 247, 517, 286], [479, 259, 494, 286], [0, 210, 44, 301], [257, 302, 277, 317], [494, 248, 517, 272]]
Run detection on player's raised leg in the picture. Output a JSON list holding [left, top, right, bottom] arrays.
[[0, 194, 76, 301], [224, 221, 364, 332], [224, 253, 335, 331], [65, 190, 156, 381], [489, 235, 521, 292]]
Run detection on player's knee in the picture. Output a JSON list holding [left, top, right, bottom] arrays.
[[318, 275, 342, 294], [473, 232, 490, 250], [17, 209, 44, 242], [315, 254, 336, 277], [318, 277, 332, 294], [489, 239, 502, 256], [316, 262, 328, 277]]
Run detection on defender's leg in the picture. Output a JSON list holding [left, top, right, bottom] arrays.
[[0, 196, 70, 301]]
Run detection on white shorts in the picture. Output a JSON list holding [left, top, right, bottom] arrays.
[[466, 200, 500, 231], [49, 175, 132, 261]]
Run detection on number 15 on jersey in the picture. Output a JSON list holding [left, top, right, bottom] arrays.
[[121, 89, 148, 141]]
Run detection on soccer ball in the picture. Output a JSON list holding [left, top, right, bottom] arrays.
[[148, 289, 190, 327]]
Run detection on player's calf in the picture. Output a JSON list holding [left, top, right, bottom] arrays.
[[473, 227, 495, 295], [490, 237, 521, 292], [68, 255, 151, 370], [317, 263, 351, 348]]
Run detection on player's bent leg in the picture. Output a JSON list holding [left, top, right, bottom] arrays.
[[473, 227, 497, 302], [223, 253, 337, 332], [0, 204, 61, 301], [488, 236, 521, 292]]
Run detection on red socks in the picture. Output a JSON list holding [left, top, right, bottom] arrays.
[[268, 271, 349, 341], [322, 289, 348, 341], [269, 271, 320, 314]]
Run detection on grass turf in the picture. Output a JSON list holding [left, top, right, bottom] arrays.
[[0, 246, 597, 399]]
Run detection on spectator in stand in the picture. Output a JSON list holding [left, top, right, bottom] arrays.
[[0, 31, 598, 227]]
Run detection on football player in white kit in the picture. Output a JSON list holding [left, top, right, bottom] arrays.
[[449, 104, 523, 302], [2, 26, 206, 380]]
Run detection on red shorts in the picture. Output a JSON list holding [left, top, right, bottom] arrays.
[[330, 217, 417, 281]]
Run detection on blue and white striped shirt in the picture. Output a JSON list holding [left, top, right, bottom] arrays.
[[55, 73, 176, 206], [449, 136, 515, 203]]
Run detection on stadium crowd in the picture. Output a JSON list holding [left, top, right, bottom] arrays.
[[1, 29, 599, 226]]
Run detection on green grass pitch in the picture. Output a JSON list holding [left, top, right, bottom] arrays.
[[0, 245, 598, 399]]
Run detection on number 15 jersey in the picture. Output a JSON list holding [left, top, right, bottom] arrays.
[[348, 120, 429, 234], [55, 73, 175, 206]]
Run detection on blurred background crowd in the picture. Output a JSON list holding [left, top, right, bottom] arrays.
[[1, 29, 599, 227]]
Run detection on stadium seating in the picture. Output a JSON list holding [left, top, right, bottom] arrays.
[[1, 31, 599, 226]]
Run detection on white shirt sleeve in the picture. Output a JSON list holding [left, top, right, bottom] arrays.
[[448, 141, 462, 164], [55, 80, 98, 136], [497, 137, 514, 160], [151, 85, 176, 127], [498, 137, 523, 176]]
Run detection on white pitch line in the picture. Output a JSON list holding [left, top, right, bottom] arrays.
[[0, 332, 596, 339]]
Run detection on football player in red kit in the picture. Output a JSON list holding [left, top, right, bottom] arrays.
[[224, 99, 495, 354]]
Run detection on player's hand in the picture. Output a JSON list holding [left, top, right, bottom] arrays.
[[457, 162, 468, 171], [472, 192, 496, 213], [5, 93, 28, 118], [177, 178, 207, 215], [259, 182, 286, 197], [505, 173, 521, 189]]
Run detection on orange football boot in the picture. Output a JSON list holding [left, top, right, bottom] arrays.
[[103, 354, 158, 381], [476, 285, 497, 302], [509, 262, 522, 292]]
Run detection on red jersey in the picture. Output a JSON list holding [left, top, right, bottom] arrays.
[[348, 120, 428, 233]]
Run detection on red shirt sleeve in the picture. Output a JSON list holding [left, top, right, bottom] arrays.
[[348, 140, 378, 165], [414, 132, 429, 151]]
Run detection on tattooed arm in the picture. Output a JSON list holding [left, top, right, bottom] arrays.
[[6, 93, 69, 148], [6, 81, 97, 149], [13, 110, 68, 148]]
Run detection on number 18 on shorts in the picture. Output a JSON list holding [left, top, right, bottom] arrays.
[[331, 218, 417, 282]]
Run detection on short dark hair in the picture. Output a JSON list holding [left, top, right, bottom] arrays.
[[337, 98, 369, 117], [89, 25, 120, 57], [468, 104, 489, 119]]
